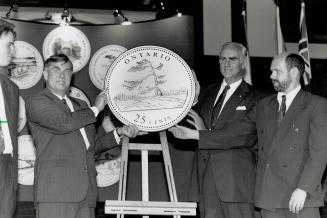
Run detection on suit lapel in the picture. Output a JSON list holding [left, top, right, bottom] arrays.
[[263, 95, 279, 153], [43, 89, 71, 112], [200, 84, 220, 127], [0, 73, 18, 150], [268, 90, 306, 155], [214, 81, 251, 129], [68, 95, 94, 151]]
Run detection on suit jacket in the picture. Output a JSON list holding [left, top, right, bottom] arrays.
[[196, 80, 262, 203], [0, 72, 19, 188], [207, 89, 327, 209], [26, 88, 117, 206]]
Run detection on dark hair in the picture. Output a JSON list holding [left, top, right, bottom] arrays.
[[44, 54, 72, 69], [0, 19, 16, 39], [285, 53, 305, 77]]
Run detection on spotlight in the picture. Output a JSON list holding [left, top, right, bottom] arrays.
[[6, 4, 18, 18], [60, 6, 72, 26], [113, 9, 129, 23], [155, 0, 180, 19]]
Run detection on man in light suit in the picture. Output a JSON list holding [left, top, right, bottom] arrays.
[[170, 52, 327, 218], [170, 42, 263, 218], [26, 54, 140, 218], [0, 19, 19, 218]]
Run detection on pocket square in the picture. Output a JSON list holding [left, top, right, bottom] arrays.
[[236, 105, 247, 110]]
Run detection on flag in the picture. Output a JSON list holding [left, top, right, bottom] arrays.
[[276, 2, 287, 54], [241, 0, 252, 85], [299, 0, 311, 85]]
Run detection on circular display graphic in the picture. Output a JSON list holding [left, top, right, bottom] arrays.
[[68, 86, 91, 107], [42, 26, 91, 73], [9, 41, 43, 89], [89, 45, 127, 90], [96, 156, 121, 187], [18, 96, 27, 133], [105, 46, 195, 132], [18, 135, 36, 186]]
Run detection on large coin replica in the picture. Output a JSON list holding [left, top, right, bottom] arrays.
[[42, 26, 91, 73], [10, 41, 43, 89], [96, 156, 121, 187], [89, 45, 127, 90], [104, 46, 195, 132]]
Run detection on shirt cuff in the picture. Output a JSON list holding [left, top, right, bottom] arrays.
[[113, 128, 121, 144], [90, 106, 99, 117]]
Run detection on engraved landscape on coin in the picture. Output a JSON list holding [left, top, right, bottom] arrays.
[[114, 59, 188, 112]]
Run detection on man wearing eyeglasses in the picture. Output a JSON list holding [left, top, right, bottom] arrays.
[[170, 42, 264, 218]]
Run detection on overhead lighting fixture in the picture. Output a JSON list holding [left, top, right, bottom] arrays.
[[113, 9, 131, 25], [155, 0, 180, 19], [6, 4, 18, 18], [59, 6, 72, 26]]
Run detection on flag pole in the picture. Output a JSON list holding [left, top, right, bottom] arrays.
[[241, 0, 252, 85]]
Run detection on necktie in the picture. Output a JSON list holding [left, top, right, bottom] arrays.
[[277, 95, 286, 126], [62, 98, 70, 110], [211, 85, 230, 128]]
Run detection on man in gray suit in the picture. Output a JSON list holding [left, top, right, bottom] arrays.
[[26, 54, 140, 218], [0, 19, 19, 218], [170, 42, 262, 218]]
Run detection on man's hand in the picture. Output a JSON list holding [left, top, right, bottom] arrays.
[[102, 116, 116, 133], [187, 109, 206, 130], [94, 92, 107, 112], [117, 124, 147, 138], [168, 125, 199, 140], [289, 188, 307, 214]]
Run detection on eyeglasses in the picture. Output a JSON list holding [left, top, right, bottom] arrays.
[[219, 57, 240, 64]]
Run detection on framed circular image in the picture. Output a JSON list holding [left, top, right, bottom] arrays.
[[9, 41, 43, 89], [42, 26, 91, 73], [18, 135, 35, 186], [18, 96, 27, 133], [105, 45, 195, 132], [96, 156, 121, 187], [89, 45, 127, 90], [68, 86, 91, 107]]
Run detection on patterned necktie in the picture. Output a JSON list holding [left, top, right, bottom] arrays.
[[278, 95, 286, 126], [211, 85, 230, 128]]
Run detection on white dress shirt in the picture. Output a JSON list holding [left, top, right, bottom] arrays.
[[0, 82, 13, 155], [213, 79, 242, 117], [277, 85, 301, 112]]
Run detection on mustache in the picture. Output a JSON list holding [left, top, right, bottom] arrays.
[[271, 79, 279, 83]]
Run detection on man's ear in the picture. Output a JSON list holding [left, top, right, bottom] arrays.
[[290, 67, 299, 79], [43, 70, 48, 81]]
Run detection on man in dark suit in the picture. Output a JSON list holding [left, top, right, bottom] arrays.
[[170, 52, 327, 218], [170, 42, 262, 218], [0, 19, 19, 218], [26, 54, 140, 218]]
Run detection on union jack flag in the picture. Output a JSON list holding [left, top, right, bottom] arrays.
[[299, 0, 311, 85]]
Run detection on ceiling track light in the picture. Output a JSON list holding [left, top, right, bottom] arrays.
[[112, 9, 131, 25], [6, 4, 18, 18]]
